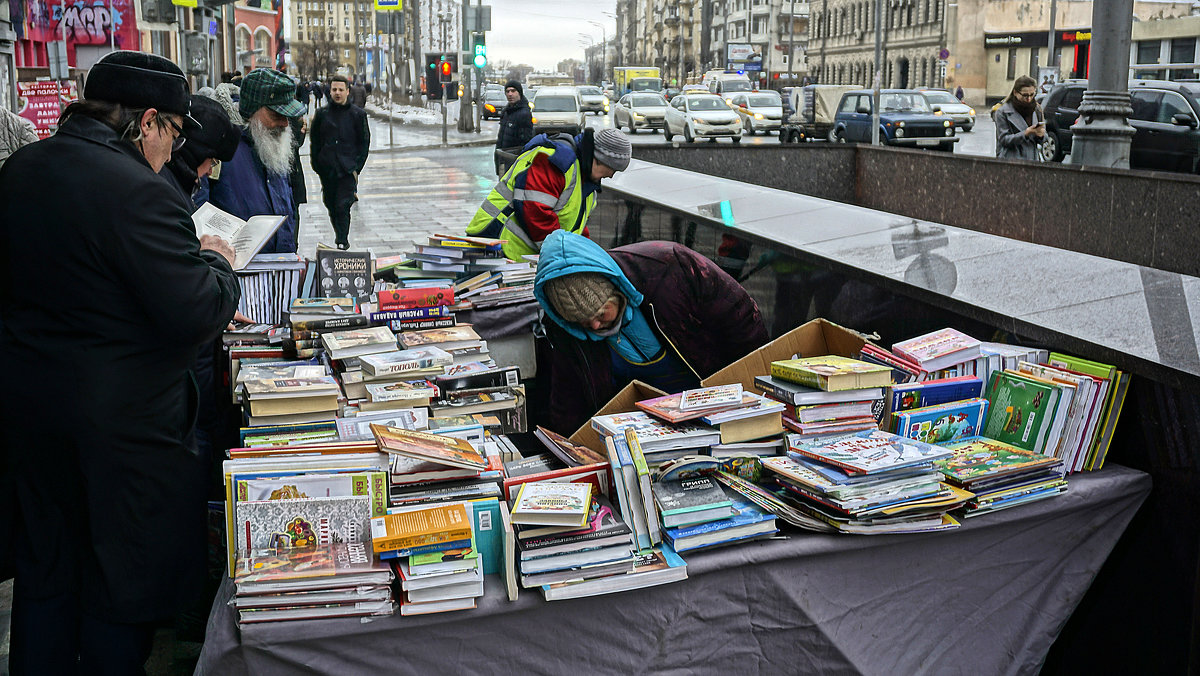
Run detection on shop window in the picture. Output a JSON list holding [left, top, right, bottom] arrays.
[[1029, 48, 1040, 77]]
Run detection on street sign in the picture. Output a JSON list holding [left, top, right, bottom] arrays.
[[172, 0, 197, 8], [374, 0, 402, 11], [464, 6, 491, 32], [938, 48, 950, 60]]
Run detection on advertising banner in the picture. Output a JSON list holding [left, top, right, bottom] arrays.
[[17, 80, 79, 139]]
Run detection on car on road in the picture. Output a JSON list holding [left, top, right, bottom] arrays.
[[481, 88, 508, 120], [917, 88, 976, 130], [664, 93, 742, 143], [1040, 79, 1200, 173], [831, 89, 957, 151], [613, 92, 669, 133], [530, 86, 585, 136], [576, 85, 609, 115], [730, 90, 784, 135]]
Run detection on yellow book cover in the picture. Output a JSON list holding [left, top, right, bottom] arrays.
[[370, 503, 473, 553], [770, 355, 892, 392]]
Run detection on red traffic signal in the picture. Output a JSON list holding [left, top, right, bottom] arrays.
[[439, 60, 453, 83]]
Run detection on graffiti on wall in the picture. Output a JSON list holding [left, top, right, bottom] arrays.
[[23, 0, 137, 48]]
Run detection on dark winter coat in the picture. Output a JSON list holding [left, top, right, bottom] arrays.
[[350, 82, 368, 108], [204, 128, 298, 253], [497, 97, 534, 151], [289, 114, 307, 204], [0, 115, 240, 619], [536, 236, 769, 435], [994, 100, 1045, 161], [311, 100, 370, 179]]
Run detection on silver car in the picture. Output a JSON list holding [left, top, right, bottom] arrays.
[[730, 91, 784, 135], [576, 85, 609, 115], [613, 92, 669, 133], [919, 89, 976, 131], [664, 93, 742, 143]]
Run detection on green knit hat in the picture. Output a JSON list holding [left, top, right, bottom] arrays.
[[239, 68, 307, 119]]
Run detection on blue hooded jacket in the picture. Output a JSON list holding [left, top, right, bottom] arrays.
[[534, 230, 662, 363]]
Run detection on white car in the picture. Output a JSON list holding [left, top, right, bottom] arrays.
[[530, 86, 585, 136], [730, 91, 784, 135], [613, 92, 669, 133], [576, 85, 609, 115], [664, 93, 742, 143], [918, 89, 976, 131]]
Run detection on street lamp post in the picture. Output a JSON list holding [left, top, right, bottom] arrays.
[[579, 33, 595, 83], [587, 20, 607, 84]]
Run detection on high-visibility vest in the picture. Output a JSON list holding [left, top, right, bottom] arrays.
[[466, 144, 595, 260]]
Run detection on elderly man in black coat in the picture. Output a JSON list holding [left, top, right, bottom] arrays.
[[0, 50, 241, 674]]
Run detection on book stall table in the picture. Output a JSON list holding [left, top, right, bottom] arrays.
[[197, 465, 1149, 675]]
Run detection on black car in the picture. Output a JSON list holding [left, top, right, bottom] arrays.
[[1041, 79, 1200, 172]]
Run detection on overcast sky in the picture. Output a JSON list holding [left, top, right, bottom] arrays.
[[485, 0, 617, 71]]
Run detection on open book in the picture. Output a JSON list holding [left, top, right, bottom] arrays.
[[192, 202, 286, 271]]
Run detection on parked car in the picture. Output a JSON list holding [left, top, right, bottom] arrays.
[[730, 90, 784, 135], [664, 93, 742, 143], [1041, 79, 1200, 172], [612, 92, 669, 133], [481, 88, 508, 120], [780, 84, 860, 143], [917, 88, 976, 131], [831, 89, 957, 151], [576, 85, 609, 115], [529, 86, 585, 136]]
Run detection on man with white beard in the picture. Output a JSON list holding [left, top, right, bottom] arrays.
[[204, 68, 306, 253]]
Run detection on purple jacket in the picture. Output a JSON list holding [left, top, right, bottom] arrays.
[[541, 239, 769, 435]]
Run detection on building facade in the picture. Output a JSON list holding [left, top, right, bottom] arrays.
[[808, 0, 948, 91], [709, 0, 808, 87], [1130, 13, 1200, 81]]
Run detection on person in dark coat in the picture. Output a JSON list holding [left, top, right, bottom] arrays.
[[203, 68, 307, 253], [495, 79, 534, 175], [310, 74, 370, 249], [994, 75, 1045, 161], [533, 230, 770, 435], [161, 94, 241, 207], [0, 50, 240, 674], [312, 79, 324, 106], [288, 85, 309, 242], [349, 77, 368, 108]]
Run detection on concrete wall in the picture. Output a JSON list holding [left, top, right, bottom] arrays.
[[634, 142, 1200, 277]]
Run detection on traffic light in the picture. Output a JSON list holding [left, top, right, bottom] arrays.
[[472, 34, 486, 70], [439, 60, 453, 84]]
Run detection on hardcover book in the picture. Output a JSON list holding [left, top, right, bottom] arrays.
[[242, 376, 340, 399], [370, 503, 473, 554], [369, 424, 488, 470], [635, 391, 753, 423], [754, 374, 885, 406], [652, 475, 731, 516], [511, 481, 593, 527], [539, 545, 687, 601], [590, 411, 721, 451], [886, 376, 985, 415], [235, 495, 372, 556], [936, 436, 1062, 486], [235, 471, 387, 517], [678, 384, 744, 411], [398, 325, 482, 348], [769, 355, 892, 392], [364, 380, 439, 404], [533, 425, 609, 467], [316, 248, 372, 302], [359, 346, 454, 376], [893, 398, 990, 445], [982, 371, 1062, 454], [377, 286, 456, 310], [661, 491, 778, 552], [320, 326, 397, 360], [791, 429, 954, 475], [892, 328, 983, 371], [289, 297, 356, 314], [233, 542, 392, 588]]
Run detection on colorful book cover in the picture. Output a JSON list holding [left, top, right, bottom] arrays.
[[792, 429, 954, 475], [533, 425, 608, 467], [235, 471, 387, 517], [369, 424, 488, 470], [769, 355, 892, 392], [981, 371, 1061, 453], [892, 328, 982, 368], [289, 297, 356, 313], [894, 398, 989, 445], [321, 326, 395, 353], [753, 375, 885, 406], [635, 391, 752, 423], [935, 436, 1062, 485], [590, 411, 720, 451], [316, 249, 371, 302], [678, 384, 744, 411], [661, 493, 777, 551], [887, 376, 985, 414], [233, 542, 390, 585], [652, 476, 732, 516], [511, 482, 593, 527], [360, 346, 453, 376], [377, 286, 455, 310], [235, 495, 372, 556], [398, 325, 482, 348], [370, 503, 473, 554]]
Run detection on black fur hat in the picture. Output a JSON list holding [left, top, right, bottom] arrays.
[[84, 50, 199, 132], [182, 95, 240, 163]]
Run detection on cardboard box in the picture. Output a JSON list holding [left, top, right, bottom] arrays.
[[702, 318, 869, 391], [569, 380, 667, 454]]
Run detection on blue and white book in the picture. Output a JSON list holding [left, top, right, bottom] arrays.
[[662, 493, 778, 553]]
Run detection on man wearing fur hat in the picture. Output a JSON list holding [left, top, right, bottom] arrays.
[[533, 230, 769, 434], [203, 67, 307, 253], [468, 126, 632, 260], [0, 50, 240, 673], [161, 94, 241, 208]]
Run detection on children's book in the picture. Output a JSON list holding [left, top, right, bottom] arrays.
[[678, 384, 744, 411], [981, 371, 1063, 455], [510, 481, 593, 528], [892, 328, 982, 371], [893, 398, 989, 445], [790, 429, 954, 475], [936, 436, 1062, 486], [590, 411, 721, 451]]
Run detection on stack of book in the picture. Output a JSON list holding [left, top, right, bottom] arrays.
[[397, 324, 494, 375], [369, 423, 503, 505], [636, 384, 785, 445], [393, 533, 486, 615], [282, 297, 357, 358], [762, 355, 892, 439], [237, 420, 340, 448], [405, 233, 538, 310], [935, 436, 1067, 516], [370, 285, 457, 333], [371, 502, 488, 614], [341, 344, 450, 415], [880, 375, 985, 423], [890, 397, 990, 446], [765, 429, 971, 534], [591, 411, 721, 468], [429, 366, 528, 434], [891, 328, 983, 377], [660, 482, 778, 553], [241, 375, 342, 427], [236, 252, 309, 325], [232, 543, 395, 624]]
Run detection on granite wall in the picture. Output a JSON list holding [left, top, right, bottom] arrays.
[[632, 143, 1200, 278]]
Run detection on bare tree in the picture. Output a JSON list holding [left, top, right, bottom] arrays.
[[293, 31, 346, 81]]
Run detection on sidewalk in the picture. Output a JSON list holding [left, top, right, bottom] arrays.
[[361, 100, 496, 150]]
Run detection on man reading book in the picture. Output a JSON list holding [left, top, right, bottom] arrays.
[[0, 50, 241, 675], [533, 230, 769, 435]]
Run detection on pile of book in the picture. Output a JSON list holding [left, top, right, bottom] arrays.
[[512, 485, 636, 589], [232, 543, 395, 624], [654, 474, 778, 553], [934, 436, 1066, 516], [390, 234, 537, 311], [234, 252, 310, 325], [636, 383, 785, 445], [758, 355, 890, 440]]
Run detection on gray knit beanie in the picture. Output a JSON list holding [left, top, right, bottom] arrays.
[[592, 128, 632, 171], [543, 273, 620, 324]]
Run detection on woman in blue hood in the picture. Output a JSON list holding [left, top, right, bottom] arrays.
[[533, 231, 769, 434]]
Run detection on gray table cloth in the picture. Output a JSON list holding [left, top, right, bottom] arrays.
[[196, 464, 1150, 676]]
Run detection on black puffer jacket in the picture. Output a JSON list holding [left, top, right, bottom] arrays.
[[497, 97, 534, 150]]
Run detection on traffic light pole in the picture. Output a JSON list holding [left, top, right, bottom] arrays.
[[442, 79, 449, 145]]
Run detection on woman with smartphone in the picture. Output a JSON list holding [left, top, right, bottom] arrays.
[[994, 75, 1046, 161]]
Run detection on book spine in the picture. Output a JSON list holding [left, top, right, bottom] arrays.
[[369, 306, 451, 322], [290, 315, 369, 331], [377, 288, 455, 310], [388, 318, 457, 331], [372, 529, 473, 554], [753, 379, 800, 405], [770, 363, 826, 390], [624, 431, 661, 546], [377, 537, 474, 558]]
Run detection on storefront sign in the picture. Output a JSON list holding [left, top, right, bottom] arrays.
[[16, 80, 79, 139], [983, 29, 1091, 49]]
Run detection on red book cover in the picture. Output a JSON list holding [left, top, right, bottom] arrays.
[[377, 287, 455, 310], [502, 462, 611, 502]]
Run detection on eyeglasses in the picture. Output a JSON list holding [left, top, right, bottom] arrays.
[[162, 115, 187, 151], [1015, 91, 1037, 100]]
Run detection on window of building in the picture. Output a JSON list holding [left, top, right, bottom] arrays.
[[1170, 38, 1195, 65], [326, 17, 332, 25], [1133, 69, 1164, 80], [1029, 47, 1040, 77], [344, 48, 351, 58], [344, 17, 349, 26], [1136, 40, 1160, 65], [752, 15, 766, 35], [1006, 48, 1017, 80]]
